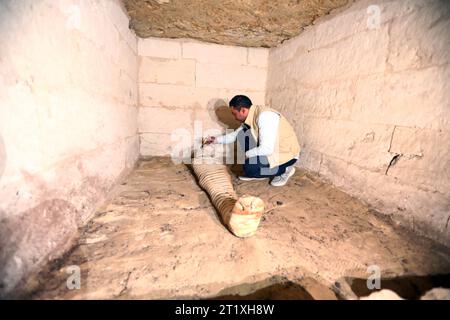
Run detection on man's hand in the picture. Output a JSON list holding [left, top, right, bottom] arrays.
[[203, 136, 216, 145]]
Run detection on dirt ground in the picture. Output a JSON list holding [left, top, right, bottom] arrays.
[[28, 157, 450, 299]]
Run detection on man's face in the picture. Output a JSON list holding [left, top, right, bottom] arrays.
[[230, 107, 248, 122]]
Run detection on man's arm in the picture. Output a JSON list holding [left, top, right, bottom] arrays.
[[245, 111, 280, 158], [207, 125, 244, 145]]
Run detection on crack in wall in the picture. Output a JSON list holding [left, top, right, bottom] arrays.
[[385, 154, 401, 176]]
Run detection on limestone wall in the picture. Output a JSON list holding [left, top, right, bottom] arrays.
[[0, 0, 139, 295], [266, 0, 450, 245], [138, 38, 268, 156]]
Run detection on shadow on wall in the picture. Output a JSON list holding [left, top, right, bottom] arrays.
[[206, 98, 241, 130], [0, 199, 79, 298], [0, 135, 83, 298]]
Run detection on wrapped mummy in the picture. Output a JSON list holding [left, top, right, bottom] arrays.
[[191, 143, 265, 237]]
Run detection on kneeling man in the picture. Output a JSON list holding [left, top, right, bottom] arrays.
[[205, 95, 300, 187]]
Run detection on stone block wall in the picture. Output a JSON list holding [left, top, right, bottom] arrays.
[[138, 38, 268, 156], [0, 0, 139, 295], [266, 0, 450, 245]]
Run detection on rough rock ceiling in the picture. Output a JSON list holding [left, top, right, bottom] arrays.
[[123, 0, 353, 47]]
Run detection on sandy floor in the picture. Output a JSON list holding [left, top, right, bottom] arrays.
[[29, 157, 450, 299]]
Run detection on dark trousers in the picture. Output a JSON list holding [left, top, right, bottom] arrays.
[[238, 125, 297, 178]]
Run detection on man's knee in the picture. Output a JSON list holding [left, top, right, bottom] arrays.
[[243, 163, 261, 178], [244, 157, 272, 178]]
